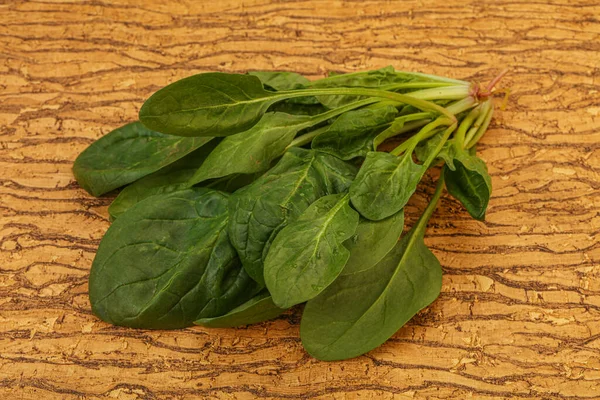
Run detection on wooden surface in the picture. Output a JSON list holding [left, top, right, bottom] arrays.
[[1, 0, 599, 398]]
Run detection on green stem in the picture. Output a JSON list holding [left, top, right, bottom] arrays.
[[406, 85, 471, 101], [464, 100, 492, 146], [378, 82, 457, 91], [445, 96, 478, 115], [423, 122, 456, 167], [373, 96, 479, 150], [390, 117, 454, 156], [466, 102, 494, 149], [373, 112, 431, 149], [286, 125, 330, 149], [311, 69, 469, 86], [302, 97, 381, 128], [453, 106, 481, 148], [278, 87, 457, 120], [415, 172, 446, 236]]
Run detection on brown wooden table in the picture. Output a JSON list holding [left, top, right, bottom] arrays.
[[2, 1, 599, 398]]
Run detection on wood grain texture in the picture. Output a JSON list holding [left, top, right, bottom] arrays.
[[1, 0, 599, 398]]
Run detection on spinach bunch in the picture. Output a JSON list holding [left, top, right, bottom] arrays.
[[74, 67, 505, 360]]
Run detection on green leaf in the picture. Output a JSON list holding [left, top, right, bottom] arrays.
[[343, 210, 405, 275], [249, 71, 320, 106], [73, 121, 212, 196], [139, 71, 458, 138], [266, 101, 327, 115], [228, 148, 357, 285], [207, 173, 263, 193], [195, 291, 285, 328], [108, 140, 221, 220], [187, 112, 313, 185], [301, 184, 443, 361], [311, 105, 398, 160], [444, 149, 492, 220], [264, 194, 360, 308], [89, 188, 260, 329], [139, 73, 278, 137], [108, 169, 193, 221], [350, 151, 426, 220], [372, 117, 408, 149], [248, 71, 310, 91]]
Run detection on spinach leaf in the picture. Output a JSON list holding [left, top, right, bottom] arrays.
[[73, 121, 212, 196], [139, 72, 457, 138], [416, 136, 492, 220], [264, 193, 359, 308], [109, 169, 193, 221], [311, 105, 398, 160], [444, 148, 492, 220], [228, 148, 357, 285], [108, 140, 221, 220], [188, 96, 382, 186], [266, 101, 327, 115], [139, 73, 277, 137], [195, 291, 285, 328], [300, 177, 445, 361], [187, 112, 314, 185], [350, 151, 426, 221], [89, 188, 260, 329], [343, 210, 405, 274], [207, 173, 263, 193], [248, 71, 310, 91], [249, 71, 320, 106]]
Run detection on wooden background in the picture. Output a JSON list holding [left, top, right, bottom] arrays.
[[1, 0, 599, 398]]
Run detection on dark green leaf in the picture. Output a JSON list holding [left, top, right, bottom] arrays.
[[248, 71, 310, 91], [188, 112, 313, 185], [343, 210, 405, 275], [264, 194, 359, 308], [301, 195, 442, 361], [207, 173, 263, 193], [108, 169, 192, 221], [139, 73, 279, 137], [195, 291, 285, 328], [266, 101, 327, 115], [108, 140, 221, 220], [311, 106, 398, 160], [444, 150, 492, 220], [73, 121, 212, 196], [228, 148, 357, 285], [249, 71, 320, 105], [89, 188, 260, 329], [350, 151, 426, 220], [248, 71, 321, 105]]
